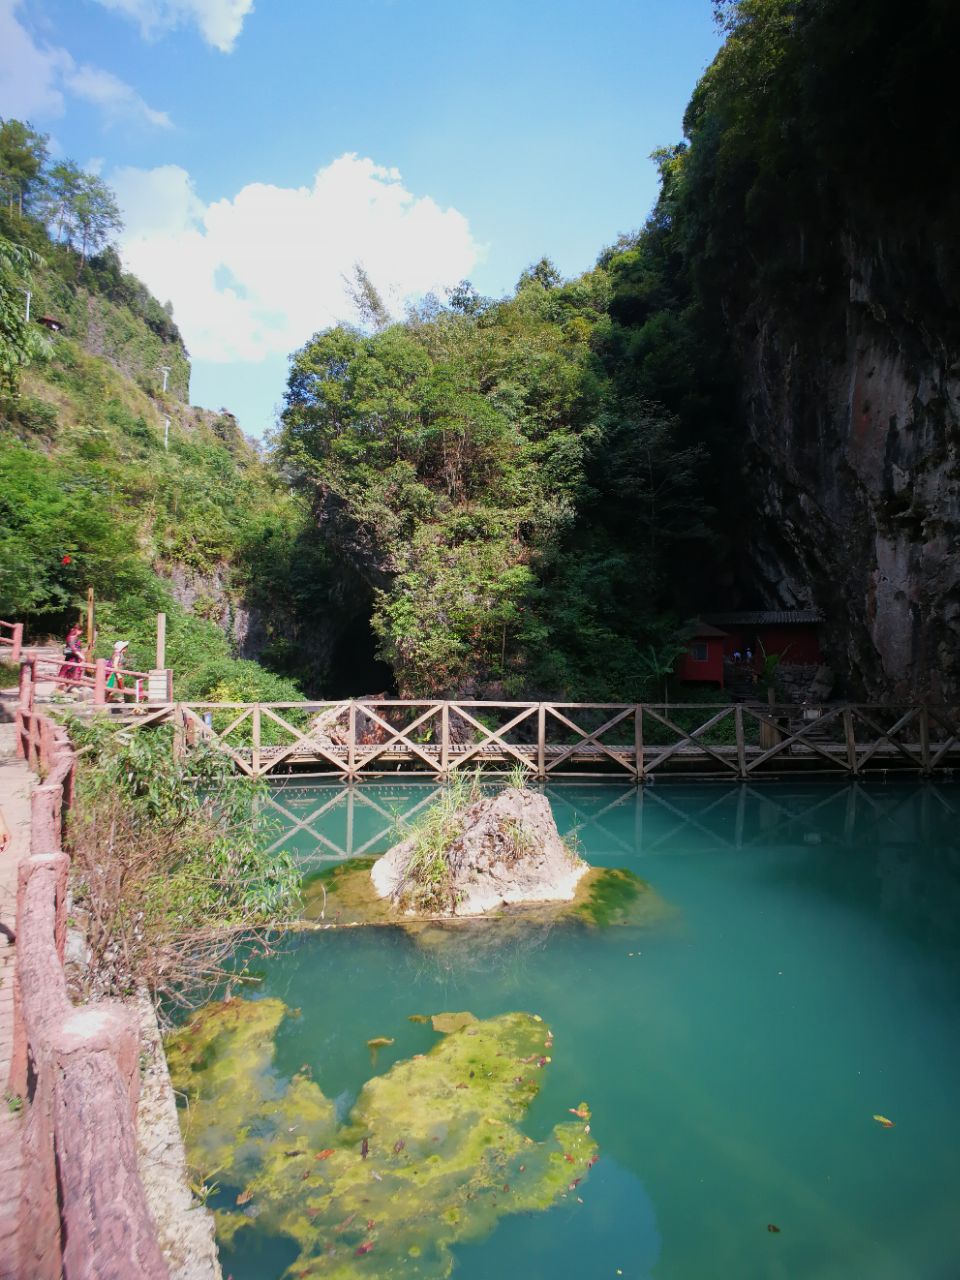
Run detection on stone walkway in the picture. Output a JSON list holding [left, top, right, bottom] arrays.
[[0, 720, 33, 1279]]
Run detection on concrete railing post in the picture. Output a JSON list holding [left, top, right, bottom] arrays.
[[11, 621, 23, 663], [93, 658, 107, 707]]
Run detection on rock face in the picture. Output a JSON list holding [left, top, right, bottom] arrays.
[[734, 234, 960, 700], [371, 786, 588, 916]]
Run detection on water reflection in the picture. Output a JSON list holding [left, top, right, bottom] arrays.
[[264, 779, 960, 865]]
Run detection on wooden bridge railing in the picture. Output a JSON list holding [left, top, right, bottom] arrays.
[[73, 698, 960, 781]]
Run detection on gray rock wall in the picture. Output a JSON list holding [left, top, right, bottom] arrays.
[[736, 237, 960, 700]]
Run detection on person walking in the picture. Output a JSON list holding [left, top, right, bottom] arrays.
[[57, 622, 84, 690], [106, 640, 129, 700]]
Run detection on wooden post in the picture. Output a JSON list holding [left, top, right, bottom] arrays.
[[11, 621, 22, 663], [843, 707, 858, 774], [919, 704, 931, 775], [93, 658, 107, 707], [347, 702, 356, 779], [85, 587, 95, 656], [735, 704, 746, 778], [155, 612, 166, 671], [173, 705, 185, 760], [537, 704, 546, 781], [440, 703, 450, 776], [252, 704, 261, 776], [635, 705, 644, 782]]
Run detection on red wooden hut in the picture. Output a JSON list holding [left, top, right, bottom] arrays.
[[702, 610, 823, 664], [676, 621, 727, 688]]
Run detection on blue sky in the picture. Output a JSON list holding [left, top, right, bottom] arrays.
[[1, 0, 721, 434]]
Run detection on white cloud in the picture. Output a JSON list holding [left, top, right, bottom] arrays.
[[111, 155, 483, 364], [0, 0, 71, 118], [93, 0, 254, 52], [65, 64, 172, 129], [0, 0, 171, 127]]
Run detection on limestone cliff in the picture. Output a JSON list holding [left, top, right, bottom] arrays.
[[733, 237, 959, 701]]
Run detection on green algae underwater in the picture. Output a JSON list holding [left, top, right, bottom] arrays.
[[165, 858, 658, 1277], [166, 1001, 596, 1279]]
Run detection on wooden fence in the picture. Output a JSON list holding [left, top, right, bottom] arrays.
[[79, 698, 960, 781]]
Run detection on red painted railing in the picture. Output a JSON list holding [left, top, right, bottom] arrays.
[[21, 654, 154, 706], [0, 620, 23, 664], [8, 711, 169, 1279]]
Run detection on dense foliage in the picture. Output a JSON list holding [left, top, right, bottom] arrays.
[[0, 125, 313, 701], [276, 264, 714, 698]]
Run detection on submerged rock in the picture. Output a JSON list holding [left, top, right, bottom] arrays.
[[302, 857, 672, 943], [371, 785, 588, 916], [167, 1000, 597, 1279]]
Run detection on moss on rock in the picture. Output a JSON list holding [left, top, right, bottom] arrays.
[[302, 857, 671, 936], [167, 1000, 598, 1278]]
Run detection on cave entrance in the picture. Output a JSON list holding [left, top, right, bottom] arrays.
[[324, 611, 395, 699]]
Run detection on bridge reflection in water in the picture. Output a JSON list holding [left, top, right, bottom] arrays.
[[261, 779, 960, 872]]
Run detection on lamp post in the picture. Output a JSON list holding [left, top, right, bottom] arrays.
[[159, 365, 171, 394], [22, 289, 31, 322]]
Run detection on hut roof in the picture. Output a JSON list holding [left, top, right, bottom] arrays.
[[703, 610, 823, 626]]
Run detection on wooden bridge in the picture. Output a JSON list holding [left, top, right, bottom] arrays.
[[59, 698, 960, 781]]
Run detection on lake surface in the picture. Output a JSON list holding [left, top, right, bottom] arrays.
[[207, 781, 960, 1280]]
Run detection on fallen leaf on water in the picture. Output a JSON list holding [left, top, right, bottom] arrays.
[[315, 1149, 335, 1161], [767, 1224, 781, 1233], [873, 1114, 895, 1128], [568, 1103, 591, 1120], [408, 1014, 430, 1023], [235, 1189, 253, 1206], [367, 1037, 395, 1049]]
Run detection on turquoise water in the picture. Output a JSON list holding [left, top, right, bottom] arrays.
[[215, 782, 960, 1280]]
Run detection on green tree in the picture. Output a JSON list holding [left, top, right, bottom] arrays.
[[0, 234, 44, 393], [0, 119, 49, 215], [70, 172, 123, 265]]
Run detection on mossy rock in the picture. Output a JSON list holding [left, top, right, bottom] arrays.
[[167, 1000, 597, 1278], [302, 857, 671, 937]]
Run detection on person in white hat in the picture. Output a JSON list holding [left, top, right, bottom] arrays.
[[106, 639, 129, 699]]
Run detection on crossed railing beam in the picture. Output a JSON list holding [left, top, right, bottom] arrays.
[[87, 699, 960, 781]]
